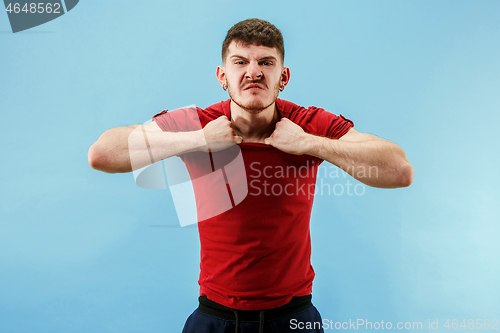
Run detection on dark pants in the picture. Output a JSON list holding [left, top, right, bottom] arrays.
[[182, 296, 325, 333]]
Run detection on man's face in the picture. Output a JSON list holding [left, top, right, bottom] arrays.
[[218, 41, 289, 114]]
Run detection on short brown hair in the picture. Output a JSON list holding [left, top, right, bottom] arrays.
[[222, 18, 285, 65]]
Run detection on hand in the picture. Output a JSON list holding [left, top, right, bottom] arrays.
[[201, 116, 243, 152], [264, 118, 312, 155]]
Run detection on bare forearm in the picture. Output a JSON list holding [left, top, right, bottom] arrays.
[[305, 135, 414, 188], [88, 126, 204, 173]]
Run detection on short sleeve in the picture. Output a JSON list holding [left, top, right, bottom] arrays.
[[152, 107, 204, 132], [321, 111, 354, 139], [286, 105, 353, 140]]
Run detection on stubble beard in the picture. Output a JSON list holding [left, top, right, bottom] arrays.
[[228, 80, 281, 115]]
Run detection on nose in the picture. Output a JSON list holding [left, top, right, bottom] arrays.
[[245, 61, 262, 80]]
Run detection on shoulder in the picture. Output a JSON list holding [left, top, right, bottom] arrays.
[[202, 99, 230, 121], [275, 98, 304, 119], [153, 100, 229, 119], [152, 100, 230, 130], [276, 98, 336, 123], [190, 99, 231, 127], [276, 99, 354, 138]]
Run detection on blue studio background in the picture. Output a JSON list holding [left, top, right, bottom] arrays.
[[1, 1, 499, 332]]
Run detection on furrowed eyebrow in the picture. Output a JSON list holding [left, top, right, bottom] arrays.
[[259, 56, 277, 61], [230, 55, 277, 62]]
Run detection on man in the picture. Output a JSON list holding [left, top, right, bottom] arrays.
[[88, 18, 413, 333]]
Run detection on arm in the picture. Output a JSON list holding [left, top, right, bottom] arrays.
[[88, 116, 242, 174], [264, 119, 413, 188], [88, 121, 204, 173]]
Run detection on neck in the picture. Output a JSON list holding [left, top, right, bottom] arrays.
[[229, 100, 279, 143]]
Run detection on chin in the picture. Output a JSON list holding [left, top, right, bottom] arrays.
[[243, 100, 269, 112], [230, 95, 278, 114], [228, 84, 280, 113], [237, 99, 272, 113]]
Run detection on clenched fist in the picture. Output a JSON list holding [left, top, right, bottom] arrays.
[[201, 116, 243, 152], [264, 118, 313, 155]]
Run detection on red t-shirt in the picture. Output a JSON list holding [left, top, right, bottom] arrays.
[[153, 99, 353, 310]]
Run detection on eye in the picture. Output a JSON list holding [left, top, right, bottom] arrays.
[[235, 61, 245, 65], [261, 61, 273, 66]]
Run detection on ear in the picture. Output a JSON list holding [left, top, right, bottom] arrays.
[[280, 67, 291, 89], [216, 66, 227, 89]]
